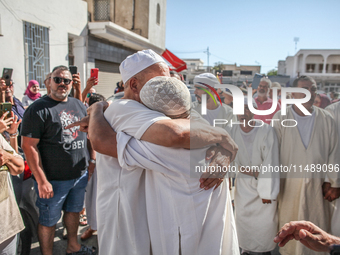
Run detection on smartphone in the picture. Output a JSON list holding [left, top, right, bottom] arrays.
[[251, 73, 262, 90], [69, 66, 78, 75], [0, 103, 12, 119], [91, 68, 99, 79], [330, 245, 340, 255], [2, 68, 13, 86]]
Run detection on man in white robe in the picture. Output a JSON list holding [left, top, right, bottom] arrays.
[[325, 101, 340, 236], [116, 76, 239, 255], [228, 97, 280, 255], [228, 96, 280, 254], [272, 75, 340, 255], [69, 50, 239, 255], [192, 73, 236, 127]]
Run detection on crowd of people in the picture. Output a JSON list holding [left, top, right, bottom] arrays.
[[0, 48, 340, 255]]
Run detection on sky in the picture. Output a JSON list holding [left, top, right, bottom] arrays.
[[165, 0, 340, 74]]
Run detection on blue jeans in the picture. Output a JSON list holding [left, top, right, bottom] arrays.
[[34, 172, 88, 227]]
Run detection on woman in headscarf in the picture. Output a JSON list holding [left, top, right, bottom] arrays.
[[22, 80, 41, 108], [314, 93, 331, 109]]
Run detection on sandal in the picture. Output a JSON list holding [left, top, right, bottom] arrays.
[[79, 214, 88, 226], [66, 244, 97, 255], [81, 227, 96, 240]]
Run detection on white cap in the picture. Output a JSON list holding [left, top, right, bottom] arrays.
[[140, 76, 191, 116], [119, 49, 166, 84], [271, 82, 282, 89], [244, 96, 257, 109], [193, 73, 220, 88]]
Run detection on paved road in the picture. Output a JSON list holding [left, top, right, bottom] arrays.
[[29, 218, 98, 255]]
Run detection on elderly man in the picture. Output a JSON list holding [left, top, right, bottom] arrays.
[[21, 66, 95, 255], [115, 76, 239, 254], [227, 96, 280, 255], [254, 77, 281, 124], [273, 75, 340, 255], [192, 73, 236, 127], [325, 101, 340, 237], [0, 79, 25, 121], [68, 50, 238, 254]]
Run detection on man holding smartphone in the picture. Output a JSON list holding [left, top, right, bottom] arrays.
[[21, 65, 96, 255], [0, 78, 25, 122]]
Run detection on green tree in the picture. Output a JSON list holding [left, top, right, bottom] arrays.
[[267, 69, 278, 76], [212, 61, 224, 71]]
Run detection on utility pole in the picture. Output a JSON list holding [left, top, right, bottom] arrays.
[[294, 37, 299, 53], [204, 47, 211, 72]]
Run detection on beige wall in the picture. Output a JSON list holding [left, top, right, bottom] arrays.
[[134, 0, 149, 38], [115, 0, 134, 30]]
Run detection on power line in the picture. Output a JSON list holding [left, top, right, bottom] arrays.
[[0, 0, 21, 22], [210, 53, 235, 64], [172, 49, 206, 54]]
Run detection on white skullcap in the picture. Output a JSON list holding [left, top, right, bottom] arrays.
[[119, 49, 166, 84], [140, 76, 191, 116], [244, 96, 257, 109], [271, 82, 282, 89], [194, 73, 220, 88]]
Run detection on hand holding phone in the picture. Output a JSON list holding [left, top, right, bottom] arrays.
[[91, 68, 99, 79], [252, 73, 262, 90], [69, 66, 78, 76], [2, 68, 13, 86]]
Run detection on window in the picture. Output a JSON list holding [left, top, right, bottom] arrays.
[[319, 64, 329, 73], [306, 64, 315, 73], [94, 0, 110, 21], [332, 64, 340, 73], [68, 38, 74, 66], [324, 82, 340, 93], [240, 70, 252, 75], [156, 4, 160, 25], [222, 70, 233, 76], [23, 21, 50, 88]]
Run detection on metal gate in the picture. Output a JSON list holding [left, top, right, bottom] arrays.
[[23, 21, 50, 88]]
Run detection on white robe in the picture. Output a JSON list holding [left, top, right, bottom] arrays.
[[273, 106, 340, 255], [326, 102, 340, 237], [116, 132, 240, 255], [96, 99, 169, 255], [228, 122, 280, 252]]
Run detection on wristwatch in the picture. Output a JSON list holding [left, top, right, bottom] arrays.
[[89, 159, 96, 164]]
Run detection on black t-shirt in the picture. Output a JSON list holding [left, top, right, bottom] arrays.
[[21, 96, 88, 181]]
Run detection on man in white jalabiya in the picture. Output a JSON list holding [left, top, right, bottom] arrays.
[[272, 75, 340, 255], [68, 49, 239, 255], [227, 96, 280, 255], [325, 101, 340, 237], [116, 76, 239, 255], [192, 73, 236, 127]]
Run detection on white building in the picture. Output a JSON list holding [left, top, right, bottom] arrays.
[[181, 59, 206, 85], [278, 49, 340, 92], [0, 0, 167, 100], [220, 64, 261, 86], [86, 0, 167, 98], [0, 0, 88, 98]]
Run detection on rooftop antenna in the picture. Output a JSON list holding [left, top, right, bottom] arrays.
[[294, 37, 299, 53]]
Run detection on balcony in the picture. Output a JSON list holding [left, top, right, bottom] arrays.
[[88, 22, 163, 53]]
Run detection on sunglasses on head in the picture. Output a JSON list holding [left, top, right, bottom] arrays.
[[53, 77, 72, 85]]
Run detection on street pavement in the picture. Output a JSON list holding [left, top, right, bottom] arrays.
[[29, 217, 98, 255]]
